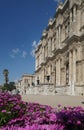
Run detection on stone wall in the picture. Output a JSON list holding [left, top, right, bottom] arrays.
[[35, 0, 84, 96]]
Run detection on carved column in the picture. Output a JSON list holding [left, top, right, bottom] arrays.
[[69, 51, 72, 84], [57, 28, 59, 49], [55, 61, 56, 86], [38, 55, 40, 66], [73, 49, 76, 83], [56, 59, 60, 86], [76, 7, 81, 35], [48, 39, 50, 56], [52, 63, 55, 85], [35, 57, 37, 70], [39, 53, 41, 65], [37, 57, 38, 69], [83, 61, 84, 83], [44, 68, 45, 84], [79, 62, 82, 83], [69, 49, 76, 95], [58, 26, 61, 48], [41, 70, 43, 84], [73, 6, 76, 22], [59, 59, 61, 85], [73, 6, 77, 33], [56, 60, 58, 85], [70, 10, 72, 35], [69, 51, 74, 94], [47, 45, 48, 57], [42, 46, 44, 62]]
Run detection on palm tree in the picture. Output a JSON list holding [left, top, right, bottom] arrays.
[[3, 69, 9, 84]]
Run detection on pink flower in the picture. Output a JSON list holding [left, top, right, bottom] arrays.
[[77, 120, 81, 125], [49, 113, 57, 122], [1, 110, 7, 113]]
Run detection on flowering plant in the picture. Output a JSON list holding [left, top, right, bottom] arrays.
[[0, 91, 84, 130], [0, 91, 27, 127]]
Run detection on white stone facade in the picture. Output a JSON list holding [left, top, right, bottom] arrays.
[[16, 74, 35, 95], [35, 0, 84, 96]]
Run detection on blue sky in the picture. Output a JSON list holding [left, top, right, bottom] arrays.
[[0, 0, 64, 84]]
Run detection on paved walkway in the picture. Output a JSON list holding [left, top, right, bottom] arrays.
[[22, 94, 84, 108]]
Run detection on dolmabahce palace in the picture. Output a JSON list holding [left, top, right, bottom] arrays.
[[16, 0, 84, 96]]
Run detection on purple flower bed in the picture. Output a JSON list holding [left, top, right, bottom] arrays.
[[0, 91, 84, 130]]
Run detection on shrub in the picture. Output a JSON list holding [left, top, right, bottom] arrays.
[[0, 91, 84, 130], [0, 91, 27, 127]]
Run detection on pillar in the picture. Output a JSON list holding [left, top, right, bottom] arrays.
[[44, 68, 45, 84], [54, 62, 56, 85], [83, 61, 84, 83], [50, 64, 52, 83], [73, 6, 77, 33], [70, 10, 72, 35], [57, 28, 59, 49], [52, 63, 55, 85], [56, 58, 61, 86], [39, 53, 41, 65], [71, 49, 76, 95], [73, 5, 76, 22], [56, 60, 58, 86], [69, 51, 72, 85], [76, 7, 81, 35], [58, 26, 61, 48], [42, 46, 44, 62], [48, 40, 50, 56], [35, 57, 37, 70], [73, 49, 76, 83]]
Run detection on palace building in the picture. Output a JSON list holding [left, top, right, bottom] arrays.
[[35, 0, 84, 95], [16, 74, 35, 95]]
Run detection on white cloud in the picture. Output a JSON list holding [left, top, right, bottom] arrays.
[[37, 40, 41, 45], [31, 49, 35, 57], [10, 48, 28, 59], [53, 0, 59, 2], [32, 40, 37, 48], [22, 51, 27, 58], [31, 40, 38, 57], [12, 48, 20, 54], [10, 54, 15, 58], [53, 0, 63, 3], [10, 48, 20, 58]]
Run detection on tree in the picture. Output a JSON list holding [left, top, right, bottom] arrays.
[[2, 82, 16, 92], [9, 82, 16, 91], [2, 69, 17, 93], [3, 69, 9, 84]]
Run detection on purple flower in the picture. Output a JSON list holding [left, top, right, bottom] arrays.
[[1, 91, 84, 130], [77, 120, 81, 125], [49, 113, 57, 122], [1, 109, 7, 113]]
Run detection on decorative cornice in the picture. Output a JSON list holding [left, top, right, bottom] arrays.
[[64, 35, 80, 44], [80, 33, 84, 42], [35, 42, 42, 53], [35, 66, 42, 73]]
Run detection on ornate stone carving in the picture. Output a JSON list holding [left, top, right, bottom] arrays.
[[17, 0, 84, 96], [63, 8, 69, 22]]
